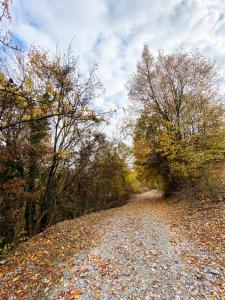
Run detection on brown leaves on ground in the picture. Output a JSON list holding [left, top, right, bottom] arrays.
[[136, 194, 225, 295], [165, 198, 225, 260], [135, 192, 224, 269], [0, 212, 106, 299], [163, 196, 225, 294], [1, 193, 224, 298]]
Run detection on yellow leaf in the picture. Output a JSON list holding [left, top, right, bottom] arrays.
[[64, 103, 73, 111], [24, 79, 33, 88], [1, 120, 7, 127], [13, 276, 19, 282], [22, 114, 31, 121], [32, 107, 43, 117], [46, 83, 53, 94]]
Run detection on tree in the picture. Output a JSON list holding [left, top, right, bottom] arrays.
[[0, 45, 128, 253], [26, 49, 104, 231], [52, 136, 129, 224], [0, 0, 19, 51], [128, 45, 225, 192]]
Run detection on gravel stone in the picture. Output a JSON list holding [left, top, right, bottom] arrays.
[[48, 191, 224, 299]]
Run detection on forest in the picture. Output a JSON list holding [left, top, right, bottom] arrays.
[[0, 1, 225, 298], [1, 0, 225, 255], [0, 1, 132, 253]]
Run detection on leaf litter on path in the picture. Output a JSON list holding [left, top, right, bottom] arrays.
[[1, 190, 224, 299]]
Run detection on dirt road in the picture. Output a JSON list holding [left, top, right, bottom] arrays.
[[48, 191, 224, 299]]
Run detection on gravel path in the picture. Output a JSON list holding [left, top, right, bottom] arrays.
[[47, 191, 224, 299]]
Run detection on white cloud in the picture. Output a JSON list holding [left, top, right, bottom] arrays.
[[9, 0, 225, 139]]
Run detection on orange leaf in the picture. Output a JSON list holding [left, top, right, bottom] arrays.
[[69, 289, 82, 299]]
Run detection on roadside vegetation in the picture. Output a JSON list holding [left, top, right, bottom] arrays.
[[128, 45, 225, 200], [0, 1, 131, 255]]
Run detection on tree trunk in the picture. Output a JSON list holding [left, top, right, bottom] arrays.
[[39, 156, 57, 231]]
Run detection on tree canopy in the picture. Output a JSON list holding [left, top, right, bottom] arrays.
[[128, 45, 225, 192], [0, 48, 130, 252]]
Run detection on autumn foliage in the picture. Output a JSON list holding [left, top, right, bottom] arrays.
[[0, 48, 130, 253], [128, 45, 225, 195]]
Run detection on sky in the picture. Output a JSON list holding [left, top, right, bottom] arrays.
[[8, 0, 225, 137]]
